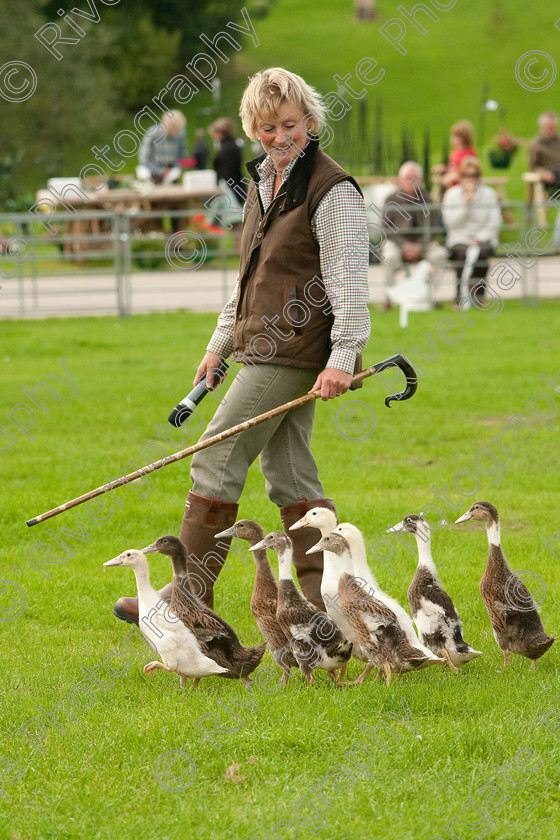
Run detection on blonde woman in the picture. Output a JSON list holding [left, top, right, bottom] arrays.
[[138, 110, 187, 182], [442, 157, 501, 302], [114, 68, 370, 624]]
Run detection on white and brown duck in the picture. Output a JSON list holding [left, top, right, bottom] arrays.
[[215, 519, 298, 685], [455, 502, 555, 668], [104, 550, 228, 689], [251, 531, 353, 686], [290, 507, 368, 681], [142, 536, 266, 687], [308, 533, 431, 684], [389, 514, 482, 672], [335, 521, 444, 671]]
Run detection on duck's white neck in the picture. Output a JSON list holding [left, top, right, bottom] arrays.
[[338, 549, 355, 577], [322, 548, 342, 579], [415, 533, 437, 574], [277, 547, 294, 581], [348, 540, 378, 589], [132, 562, 153, 599], [485, 521, 501, 547]]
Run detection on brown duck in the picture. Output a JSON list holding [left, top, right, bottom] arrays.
[[216, 520, 298, 685], [455, 502, 555, 668], [142, 536, 266, 687], [308, 533, 431, 685], [251, 532, 353, 687]]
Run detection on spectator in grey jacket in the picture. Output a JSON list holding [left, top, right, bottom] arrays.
[[382, 161, 447, 309], [442, 157, 502, 302]]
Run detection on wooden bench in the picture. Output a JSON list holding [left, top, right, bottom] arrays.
[[430, 174, 510, 203], [522, 172, 549, 226]]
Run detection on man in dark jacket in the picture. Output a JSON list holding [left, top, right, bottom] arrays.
[[381, 161, 446, 307]]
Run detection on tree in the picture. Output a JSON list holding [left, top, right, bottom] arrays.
[[0, 0, 120, 193]]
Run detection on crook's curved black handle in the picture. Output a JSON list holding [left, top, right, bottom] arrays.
[[372, 354, 418, 407]]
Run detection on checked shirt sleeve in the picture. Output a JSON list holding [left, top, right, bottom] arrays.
[[311, 180, 371, 374], [206, 283, 238, 358]]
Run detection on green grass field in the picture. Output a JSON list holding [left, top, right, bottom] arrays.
[[1, 300, 559, 839]]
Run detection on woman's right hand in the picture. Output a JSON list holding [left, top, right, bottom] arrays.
[[194, 351, 224, 388]]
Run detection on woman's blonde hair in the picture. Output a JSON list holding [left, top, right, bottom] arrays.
[[162, 110, 186, 137], [239, 67, 326, 141], [450, 120, 474, 148], [458, 156, 481, 177]]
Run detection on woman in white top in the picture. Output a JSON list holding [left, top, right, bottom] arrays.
[[442, 157, 502, 302]]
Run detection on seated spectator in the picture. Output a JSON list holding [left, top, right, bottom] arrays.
[[138, 111, 187, 183], [208, 117, 244, 199], [433, 120, 477, 190], [192, 128, 210, 170], [529, 111, 560, 188], [382, 161, 447, 308], [442, 157, 501, 303]]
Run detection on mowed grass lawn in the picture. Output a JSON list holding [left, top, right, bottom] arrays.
[[1, 300, 559, 840]]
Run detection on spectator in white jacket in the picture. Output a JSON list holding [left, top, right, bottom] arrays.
[[442, 157, 502, 302]]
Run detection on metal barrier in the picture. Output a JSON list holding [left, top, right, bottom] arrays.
[[0, 198, 558, 318], [0, 207, 240, 318]]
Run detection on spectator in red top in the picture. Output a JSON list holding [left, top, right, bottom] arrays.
[[434, 120, 477, 190]]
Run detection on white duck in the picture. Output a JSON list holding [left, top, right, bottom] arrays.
[[293, 509, 442, 669], [390, 514, 482, 672], [104, 550, 228, 688], [290, 507, 369, 681], [308, 533, 432, 684]]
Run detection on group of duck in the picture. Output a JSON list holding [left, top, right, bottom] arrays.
[[104, 501, 555, 691]]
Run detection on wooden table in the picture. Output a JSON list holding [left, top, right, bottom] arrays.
[[35, 184, 224, 264], [430, 174, 510, 203]]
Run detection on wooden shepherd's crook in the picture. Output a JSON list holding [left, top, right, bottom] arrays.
[[26, 354, 417, 528]]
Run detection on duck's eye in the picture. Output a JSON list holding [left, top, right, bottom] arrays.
[[474, 505, 479, 510]]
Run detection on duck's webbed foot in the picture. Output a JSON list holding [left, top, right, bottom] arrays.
[[337, 663, 348, 684], [144, 660, 171, 675], [442, 648, 460, 674], [342, 662, 375, 687], [383, 661, 392, 685]]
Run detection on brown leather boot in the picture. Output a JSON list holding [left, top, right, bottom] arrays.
[[179, 491, 239, 609], [280, 497, 337, 611]]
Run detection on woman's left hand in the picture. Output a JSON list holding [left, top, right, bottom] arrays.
[[310, 368, 353, 401]]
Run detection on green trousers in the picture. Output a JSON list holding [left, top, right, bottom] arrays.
[[190, 363, 325, 506]]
